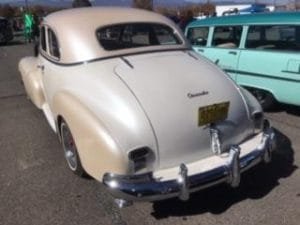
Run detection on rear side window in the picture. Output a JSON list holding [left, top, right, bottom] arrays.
[[40, 26, 47, 52], [186, 27, 209, 46], [212, 26, 242, 48], [246, 25, 300, 51], [97, 23, 182, 51], [48, 29, 60, 59]]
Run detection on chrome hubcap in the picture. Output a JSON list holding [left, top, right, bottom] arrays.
[[61, 124, 77, 171]]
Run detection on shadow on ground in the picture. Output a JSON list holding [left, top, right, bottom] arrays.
[[151, 129, 297, 219], [266, 103, 300, 117], [0, 40, 25, 47]]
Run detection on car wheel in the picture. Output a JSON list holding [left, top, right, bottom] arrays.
[[251, 89, 276, 110], [60, 120, 86, 177]]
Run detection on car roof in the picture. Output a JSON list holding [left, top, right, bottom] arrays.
[[187, 12, 300, 27], [45, 7, 174, 27], [43, 7, 188, 64]]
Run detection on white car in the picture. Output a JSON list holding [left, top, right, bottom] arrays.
[[19, 7, 276, 208]]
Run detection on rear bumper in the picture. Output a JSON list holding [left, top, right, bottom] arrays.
[[103, 126, 276, 203]]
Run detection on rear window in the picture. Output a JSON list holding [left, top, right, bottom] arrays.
[[97, 23, 182, 51]]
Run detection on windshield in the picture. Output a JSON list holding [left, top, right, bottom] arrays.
[[97, 23, 182, 51]]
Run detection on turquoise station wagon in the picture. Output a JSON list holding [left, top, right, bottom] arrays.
[[186, 12, 300, 109]]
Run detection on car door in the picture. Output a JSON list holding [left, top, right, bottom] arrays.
[[237, 25, 300, 106], [37, 25, 61, 130], [203, 26, 243, 81], [39, 26, 62, 101]]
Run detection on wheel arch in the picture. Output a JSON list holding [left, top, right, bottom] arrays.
[[241, 85, 277, 110], [240, 84, 278, 102]]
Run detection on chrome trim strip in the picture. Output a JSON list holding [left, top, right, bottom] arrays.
[[39, 48, 190, 67], [224, 68, 300, 83]]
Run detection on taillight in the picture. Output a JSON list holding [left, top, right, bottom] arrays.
[[128, 147, 155, 173], [252, 111, 264, 134]]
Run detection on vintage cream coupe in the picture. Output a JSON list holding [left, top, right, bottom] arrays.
[[19, 7, 276, 207]]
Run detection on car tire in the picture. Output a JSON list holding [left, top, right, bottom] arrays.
[[60, 120, 86, 177], [251, 88, 276, 110]]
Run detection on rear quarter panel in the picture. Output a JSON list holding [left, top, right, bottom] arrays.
[[237, 49, 300, 106], [52, 91, 129, 181]]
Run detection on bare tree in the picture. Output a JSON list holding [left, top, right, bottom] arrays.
[[72, 0, 92, 8], [132, 0, 153, 11], [0, 4, 15, 18], [201, 2, 215, 16]]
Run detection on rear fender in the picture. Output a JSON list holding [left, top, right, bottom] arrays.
[[19, 57, 45, 109], [52, 91, 129, 181]]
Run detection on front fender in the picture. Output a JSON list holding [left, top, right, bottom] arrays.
[[52, 91, 129, 181], [19, 57, 45, 109]]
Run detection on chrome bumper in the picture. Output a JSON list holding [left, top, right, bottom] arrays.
[[103, 127, 276, 206]]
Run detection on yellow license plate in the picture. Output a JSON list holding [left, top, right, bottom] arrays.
[[198, 102, 230, 126]]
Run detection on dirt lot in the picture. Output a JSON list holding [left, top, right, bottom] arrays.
[[0, 42, 299, 225]]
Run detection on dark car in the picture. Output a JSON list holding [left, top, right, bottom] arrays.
[[0, 17, 13, 44]]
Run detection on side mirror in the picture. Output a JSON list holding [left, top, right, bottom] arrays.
[[34, 42, 39, 57]]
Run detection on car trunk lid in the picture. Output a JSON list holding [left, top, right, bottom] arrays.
[[114, 51, 251, 170]]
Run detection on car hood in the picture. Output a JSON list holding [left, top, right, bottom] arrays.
[[114, 51, 254, 170]]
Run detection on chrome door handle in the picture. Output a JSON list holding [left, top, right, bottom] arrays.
[[228, 51, 237, 55]]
